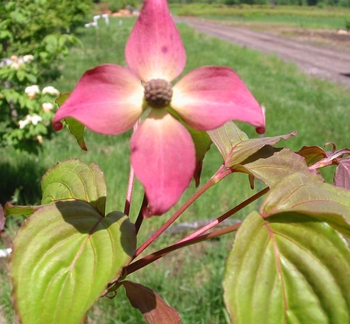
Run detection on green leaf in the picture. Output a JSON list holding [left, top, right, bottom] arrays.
[[41, 159, 106, 215], [207, 121, 249, 161], [55, 92, 87, 150], [4, 202, 42, 218], [187, 127, 212, 186], [226, 131, 297, 168], [65, 117, 87, 151], [122, 281, 181, 324], [296, 145, 327, 166], [235, 147, 314, 187], [260, 172, 350, 237], [224, 211, 350, 324], [55, 93, 87, 151], [16, 69, 25, 81], [10, 200, 136, 324], [55, 92, 70, 107]]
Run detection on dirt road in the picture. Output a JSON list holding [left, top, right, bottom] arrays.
[[174, 16, 350, 87]]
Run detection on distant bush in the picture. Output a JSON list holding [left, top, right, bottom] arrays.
[[0, 0, 92, 56], [108, 0, 136, 12], [0, 0, 86, 153]]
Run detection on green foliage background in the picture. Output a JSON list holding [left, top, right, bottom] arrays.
[[0, 0, 92, 56]]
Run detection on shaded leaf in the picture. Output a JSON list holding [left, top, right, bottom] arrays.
[[0, 204, 4, 231], [260, 172, 350, 237], [56, 92, 87, 150], [207, 121, 249, 161], [234, 147, 314, 187], [122, 281, 181, 324], [334, 158, 350, 189], [10, 200, 136, 324], [188, 128, 212, 186], [65, 117, 87, 151], [296, 145, 326, 166], [41, 159, 106, 215], [224, 211, 350, 324], [226, 131, 297, 168]]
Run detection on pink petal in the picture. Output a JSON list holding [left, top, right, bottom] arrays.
[[171, 66, 266, 133], [53, 64, 144, 135], [131, 110, 195, 216], [125, 0, 186, 82]]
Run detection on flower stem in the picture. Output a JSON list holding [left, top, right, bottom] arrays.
[[123, 121, 140, 216], [176, 186, 270, 244], [135, 194, 148, 235], [124, 165, 135, 216], [133, 165, 232, 258], [126, 221, 241, 275]]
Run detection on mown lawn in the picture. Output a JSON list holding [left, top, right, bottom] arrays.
[[1, 10, 350, 323]]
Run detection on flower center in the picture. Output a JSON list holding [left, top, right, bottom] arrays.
[[144, 79, 173, 109]]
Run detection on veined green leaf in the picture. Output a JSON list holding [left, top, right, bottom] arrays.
[[224, 211, 350, 324], [226, 131, 297, 168], [260, 172, 350, 237], [207, 121, 249, 161], [4, 202, 42, 218], [235, 147, 315, 187], [10, 200, 136, 324], [41, 159, 106, 215]]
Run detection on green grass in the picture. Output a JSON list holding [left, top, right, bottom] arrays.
[[1, 13, 350, 323], [172, 4, 350, 29]]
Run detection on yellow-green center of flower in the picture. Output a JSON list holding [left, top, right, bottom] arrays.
[[144, 79, 173, 109]]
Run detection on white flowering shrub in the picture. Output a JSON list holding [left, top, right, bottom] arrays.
[[0, 55, 59, 153]]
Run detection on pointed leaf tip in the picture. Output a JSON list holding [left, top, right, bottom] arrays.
[[123, 281, 181, 324]]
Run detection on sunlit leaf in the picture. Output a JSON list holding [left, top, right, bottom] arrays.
[[260, 172, 350, 237], [226, 131, 296, 167], [224, 211, 350, 324], [4, 202, 42, 218], [207, 121, 249, 161], [123, 281, 181, 324], [41, 159, 106, 215], [235, 147, 314, 187], [10, 200, 136, 324]]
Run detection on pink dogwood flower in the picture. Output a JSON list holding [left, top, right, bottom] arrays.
[[52, 0, 265, 217]]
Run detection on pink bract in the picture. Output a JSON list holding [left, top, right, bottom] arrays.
[[52, 0, 266, 216]]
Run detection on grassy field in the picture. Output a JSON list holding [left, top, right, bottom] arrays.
[[1, 7, 350, 323], [172, 4, 350, 30]]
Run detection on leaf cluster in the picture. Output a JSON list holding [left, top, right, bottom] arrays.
[[0, 0, 92, 56]]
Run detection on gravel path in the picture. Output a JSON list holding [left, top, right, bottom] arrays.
[[175, 16, 350, 87]]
